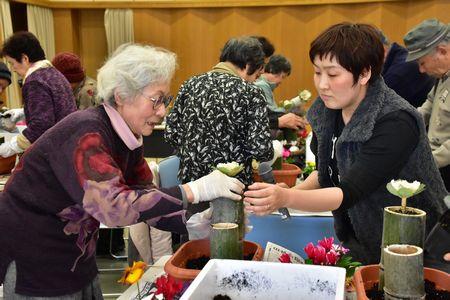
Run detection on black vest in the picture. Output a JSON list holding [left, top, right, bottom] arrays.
[[307, 77, 447, 264]]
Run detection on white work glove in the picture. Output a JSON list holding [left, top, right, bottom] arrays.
[[186, 170, 244, 203], [186, 208, 253, 240], [186, 208, 213, 240], [2, 108, 25, 124], [0, 135, 23, 158]]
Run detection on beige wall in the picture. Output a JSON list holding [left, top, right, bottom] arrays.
[[53, 0, 450, 103], [53, 8, 106, 78]]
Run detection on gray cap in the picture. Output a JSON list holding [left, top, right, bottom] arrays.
[[403, 18, 449, 62], [0, 62, 11, 85]]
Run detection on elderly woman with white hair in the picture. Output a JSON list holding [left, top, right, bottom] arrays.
[[0, 44, 244, 299]]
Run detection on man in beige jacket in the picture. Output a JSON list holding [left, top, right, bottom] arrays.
[[404, 19, 450, 191]]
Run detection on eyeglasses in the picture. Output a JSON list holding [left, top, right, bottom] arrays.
[[141, 93, 173, 109]]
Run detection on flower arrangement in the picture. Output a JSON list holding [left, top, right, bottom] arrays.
[[386, 179, 425, 211], [282, 89, 312, 112], [118, 261, 148, 300], [278, 237, 361, 284]]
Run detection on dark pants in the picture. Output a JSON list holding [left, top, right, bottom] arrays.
[[440, 165, 450, 192]]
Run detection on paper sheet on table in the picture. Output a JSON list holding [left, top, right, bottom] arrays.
[[263, 241, 305, 264]]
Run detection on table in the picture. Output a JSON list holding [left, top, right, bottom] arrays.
[[117, 255, 171, 300]]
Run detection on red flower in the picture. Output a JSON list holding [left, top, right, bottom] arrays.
[[304, 242, 316, 260], [278, 253, 292, 263], [298, 129, 309, 139], [318, 237, 334, 252], [313, 245, 327, 265], [326, 250, 338, 265], [155, 274, 183, 300]]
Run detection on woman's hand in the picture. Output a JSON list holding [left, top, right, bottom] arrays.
[[243, 182, 288, 216]]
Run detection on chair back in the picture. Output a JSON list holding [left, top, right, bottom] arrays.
[[158, 155, 181, 188]]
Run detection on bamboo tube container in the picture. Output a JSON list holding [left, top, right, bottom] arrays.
[[379, 206, 426, 289], [210, 222, 240, 259], [383, 244, 425, 300], [211, 197, 244, 258]]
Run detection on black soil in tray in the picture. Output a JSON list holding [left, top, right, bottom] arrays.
[[186, 253, 254, 270], [366, 280, 450, 299]]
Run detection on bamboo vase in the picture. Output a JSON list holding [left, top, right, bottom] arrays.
[[383, 244, 425, 300]]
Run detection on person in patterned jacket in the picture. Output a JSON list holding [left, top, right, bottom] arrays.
[[165, 36, 274, 213], [0, 44, 244, 298]]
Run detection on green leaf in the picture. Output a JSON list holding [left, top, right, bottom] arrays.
[[305, 258, 313, 265]]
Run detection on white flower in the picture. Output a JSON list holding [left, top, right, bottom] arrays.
[[216, 162, 243, 177], [290, 140, 298, 146], [281, 140, 288, 146], [386, 179, 425, 199], [272, 140, 284, 159], [289, 145, 300, 152], [299, 89, 312, 102], [283, 100, 294, 110]]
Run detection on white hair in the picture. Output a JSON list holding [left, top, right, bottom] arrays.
[[97, 43, 177, 105]]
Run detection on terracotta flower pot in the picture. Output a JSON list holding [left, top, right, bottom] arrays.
[[164, 239, 263, 281], [354, 264, 450, 300], [0, 154, 16, 175], [253, 162, 302, 187]]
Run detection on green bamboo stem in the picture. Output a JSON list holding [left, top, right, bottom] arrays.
[[210, 223, 240, 259], [137, 281, 141, 300], [379, 206, 426, 290], [383, 244, 424, 299], [211, 197, 244, 258]]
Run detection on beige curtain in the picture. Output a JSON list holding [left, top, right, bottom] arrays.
[[104, 9, 134, 55], [27, 4, 55, 60], [0, 0, 21, 108]]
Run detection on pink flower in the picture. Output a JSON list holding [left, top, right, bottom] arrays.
[[304, 242, 316, 259], [333, 243, 350, 255], [282, 148, 291, 158], [278, 253, 292, 263], [318, 237, 334, 252], [326, 250, 338, 265], [313, 245, 327, 265]]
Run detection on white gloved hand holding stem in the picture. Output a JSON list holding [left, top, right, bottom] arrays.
[[186, 170, 244, 203]]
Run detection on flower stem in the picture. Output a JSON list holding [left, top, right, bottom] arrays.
[[401, 197, 407, 211], [137, 281, 141, 300]]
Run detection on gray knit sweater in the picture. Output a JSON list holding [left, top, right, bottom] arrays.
[[307, 77, 447, 264]]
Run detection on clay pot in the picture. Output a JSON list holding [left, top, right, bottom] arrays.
[[354, 264, 450, 300], [164, 239, 263, 281], [0, 154, 16, 175], [253, 163, 302, 187]]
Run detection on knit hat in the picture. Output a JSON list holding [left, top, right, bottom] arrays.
[[403, 19, 449, 62], [0, 62, 11, 85], [52, 52, 85, 83]]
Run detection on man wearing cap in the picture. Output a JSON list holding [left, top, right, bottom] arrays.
[[404, 18, 450, 191], [377, 30, 435, 108], [0, 62, 11, 99], [52, 52, 99, 110]]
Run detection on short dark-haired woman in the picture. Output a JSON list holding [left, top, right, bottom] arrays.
[[0, 31, 76, 157], [244, 23, 447, 265]]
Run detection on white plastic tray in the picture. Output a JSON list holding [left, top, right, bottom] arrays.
[[181, 259, 346, 300]]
